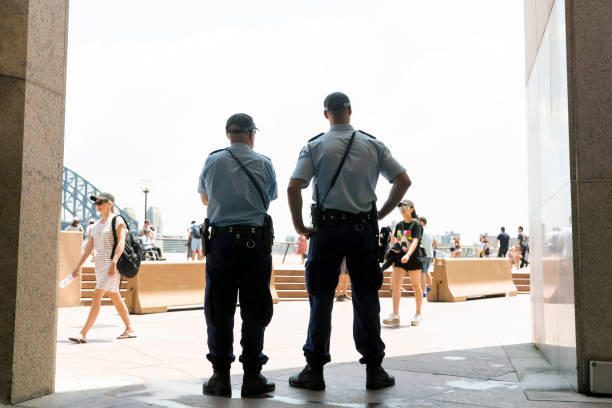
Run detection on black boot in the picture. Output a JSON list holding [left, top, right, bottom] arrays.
[[366, 365, 395, 390], [202, 370, 232, 397], [241, 372, 275, 397], [289, 364, 325, 391]]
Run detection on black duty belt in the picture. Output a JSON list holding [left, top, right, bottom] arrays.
[[211, 225, 264, 238], [322, 209, 375, 225]]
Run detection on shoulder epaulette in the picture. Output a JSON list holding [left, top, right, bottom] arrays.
[[209, 148, 226, 156], [260, 153, 272, 161], [358, 130, 376, 139], [308, 132, 325, 142]]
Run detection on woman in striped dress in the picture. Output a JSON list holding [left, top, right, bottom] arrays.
[[68, 192, 136, 343]]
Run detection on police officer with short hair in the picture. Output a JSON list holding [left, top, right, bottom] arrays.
[[287, 92, 411, 390], [198, 113, 277, 398]]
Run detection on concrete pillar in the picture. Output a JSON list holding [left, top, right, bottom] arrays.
[[565, 0, 612, 394], [0, 0, 69, 403]]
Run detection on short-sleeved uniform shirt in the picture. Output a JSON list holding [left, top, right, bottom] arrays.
[[393, 220, 423, 270], [290, 124, 405, 213], [497, 232, 510, 249], [198, 142, 278, 227]]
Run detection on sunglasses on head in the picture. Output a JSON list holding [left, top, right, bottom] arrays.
[[94, 200, 108, 205]]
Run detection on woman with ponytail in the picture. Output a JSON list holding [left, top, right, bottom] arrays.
[[382, 199, 424, 327]]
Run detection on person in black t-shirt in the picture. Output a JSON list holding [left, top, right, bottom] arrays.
[[496, 227, 510, 257], [382, 199, 424, 327]]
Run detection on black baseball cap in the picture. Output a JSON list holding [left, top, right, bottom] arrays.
[[225, 113, 258, 134], [90, 192, 115, 203], [324, 92, 351, 111]]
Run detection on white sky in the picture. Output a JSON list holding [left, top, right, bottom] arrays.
[[64, 0, 528, 244]]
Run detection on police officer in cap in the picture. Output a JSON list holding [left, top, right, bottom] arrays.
[[287, 92, 411, 390], [198, 113, 278, 398]]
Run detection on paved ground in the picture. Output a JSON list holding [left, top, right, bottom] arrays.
[[8, 294, 612, 407]]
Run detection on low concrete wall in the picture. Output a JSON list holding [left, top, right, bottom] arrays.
[[57, 232, 83, 308], [429, 258, 517, 302], [125, 261, 279, 314]]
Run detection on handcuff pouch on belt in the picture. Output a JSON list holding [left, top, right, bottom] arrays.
[[311, 131, 356, 229]]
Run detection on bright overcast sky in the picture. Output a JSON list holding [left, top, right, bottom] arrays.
[[64, 0, 528, 244]]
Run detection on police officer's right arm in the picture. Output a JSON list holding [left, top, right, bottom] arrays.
[[288, 144, 316, 236], [288, 178, 316, 236]]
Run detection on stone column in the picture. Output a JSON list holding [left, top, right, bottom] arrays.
[[565, 0, 612, 394], [0, 0, 69, 404]]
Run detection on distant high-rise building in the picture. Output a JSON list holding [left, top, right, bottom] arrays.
[[146, 207, 163, 236], [122, 207, 139, 229], [441, 231, 461, 246]]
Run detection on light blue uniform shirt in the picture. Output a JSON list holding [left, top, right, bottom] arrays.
[[198, 142, 278, 227], [291, 124, 405, 213]]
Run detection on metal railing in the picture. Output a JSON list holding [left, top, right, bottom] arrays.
[[156, 239, 485, 261], [157, 238, 300, 262]]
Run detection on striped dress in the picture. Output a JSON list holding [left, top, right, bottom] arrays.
[[91, 215, 125, 293]]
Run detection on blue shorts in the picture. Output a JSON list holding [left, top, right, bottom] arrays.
[[421, 257, 433, 274], [191, 237, 203, 251]]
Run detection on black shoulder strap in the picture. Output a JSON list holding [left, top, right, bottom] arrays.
[[110, 215, 129, 259], [315, 131, 356, 207], [358, 130, 376, 139], [309, 132, 325, 142], [225, 149, 268, 208]]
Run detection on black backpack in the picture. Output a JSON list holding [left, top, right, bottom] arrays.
[[111, 215, 143, 278]]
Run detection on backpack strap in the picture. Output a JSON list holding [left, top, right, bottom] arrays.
[[110, 215, 129, 260]]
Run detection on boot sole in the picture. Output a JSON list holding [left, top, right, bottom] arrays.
[[241, 383, 275, 397], [289, 379, 325, 391], [202, 386, 232, 397], [366, 378, 396, 390]]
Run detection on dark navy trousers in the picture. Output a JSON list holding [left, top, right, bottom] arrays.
[[303, 220, 386, 367], [204, 233, 273, 372]]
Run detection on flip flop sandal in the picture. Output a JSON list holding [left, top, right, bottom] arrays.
[[117, 332, 137, 340], [68, 337, 86, 344]]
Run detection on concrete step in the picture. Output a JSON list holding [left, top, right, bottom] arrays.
[[275, 276, 306, 283]]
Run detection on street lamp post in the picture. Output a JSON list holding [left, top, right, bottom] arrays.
[[140, 178, 152, 230], [143, 187, 150, 225]]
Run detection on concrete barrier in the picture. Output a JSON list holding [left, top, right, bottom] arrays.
[[58, 231, 83, 307], [125, 261, 279, 314], [125, 261, 206, 314], [428, 258, 517, 302]]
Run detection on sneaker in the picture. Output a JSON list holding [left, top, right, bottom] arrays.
[[366, 365, 396, 390], [426, 286, 431, 292], [344, 293, 352, 300], [289, 364, 325, 391], [241, 372, 275, 397], [382, 313, 400, 326], [423, 292, 427, 298], [202, 371, 231, 397], [411, 313, 422, 326]]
